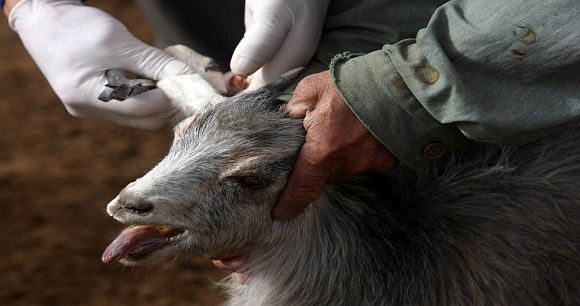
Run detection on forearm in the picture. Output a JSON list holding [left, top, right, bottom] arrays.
[[333, 0, 580, 168], [332, 51, 468, 169], [394, 0, 580, 143]]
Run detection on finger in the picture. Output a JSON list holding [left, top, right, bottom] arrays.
[[83, 88, 173, 119], [245, 68, 267, 90], [70, 108, 169, 130], [211, 256, 248, 272], [120, 89, 175, 116], [273, 144, 331, 220], [226, 73, 249, 94], [232, 272, 248, 285], [164, 44, 216, 74], [69, 87, 173, 129], [230, 9, 294, 76], [212, 260, 228, 270], [245, 19, 321, 89], [116, 114, 170, 130], [121, 41, 193, 80], [283, 76, 319, 118]]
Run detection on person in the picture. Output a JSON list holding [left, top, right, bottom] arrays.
[[5, 0, 580, 281], [210, 0, 580, 281], [274, 0, 580, 219], [61, 0, 580, 222], [3, 0, 329, 128]]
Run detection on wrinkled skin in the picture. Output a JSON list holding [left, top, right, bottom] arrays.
[[275, 71, 398, 219]]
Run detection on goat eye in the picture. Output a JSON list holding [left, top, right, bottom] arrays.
[[240, 176, 267, 190]]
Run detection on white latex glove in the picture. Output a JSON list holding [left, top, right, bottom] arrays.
[[230, 0, 330, 90], [9, 0, 192, 129]]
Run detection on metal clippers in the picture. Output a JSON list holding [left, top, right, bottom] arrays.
[[98, 69, 156, 102]]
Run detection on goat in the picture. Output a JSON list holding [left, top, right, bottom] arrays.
[[102, 47, 580, 305]]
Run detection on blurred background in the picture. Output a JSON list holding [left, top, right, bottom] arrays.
[[0, 1, 227, 305]]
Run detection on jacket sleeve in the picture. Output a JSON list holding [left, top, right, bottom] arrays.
[[332, 0, 580, 169]]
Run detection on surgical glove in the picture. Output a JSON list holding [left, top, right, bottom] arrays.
[[230, 0, 330, 90], [9, 0, 192, 129]]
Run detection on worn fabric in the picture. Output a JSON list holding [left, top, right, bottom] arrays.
[[137, 0, 442, 96], [138, 0, 580, 169], [281, 0, 447, 110], [331, 0, 580, 168]]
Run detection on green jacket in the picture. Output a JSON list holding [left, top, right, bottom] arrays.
[[297, 0, 580, 169]]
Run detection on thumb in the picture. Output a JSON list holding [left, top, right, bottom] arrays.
[[230, 8, 294, 76], [273, 145, 330, 220], [123, 42, 193, 81]]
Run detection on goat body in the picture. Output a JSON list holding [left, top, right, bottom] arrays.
[[103, 61, 580, 305]]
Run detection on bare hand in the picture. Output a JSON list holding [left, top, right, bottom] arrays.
[[211, 71, 398, 279], [274, 70, 398, 219], [207, 244, 253, 285]]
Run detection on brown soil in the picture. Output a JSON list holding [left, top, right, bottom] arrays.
[[0, 1, 227, 305]]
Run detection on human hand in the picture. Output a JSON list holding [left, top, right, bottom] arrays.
[[274, 71, 399, 219], [9, 0, 192, 129], [230, 0, 330, 90], [207, 244, 253, 285]]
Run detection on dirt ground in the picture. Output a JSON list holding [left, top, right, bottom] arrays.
[[0, 1, 227, 305]]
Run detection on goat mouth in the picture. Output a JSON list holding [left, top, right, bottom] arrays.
[[102, 225, 187, 264]]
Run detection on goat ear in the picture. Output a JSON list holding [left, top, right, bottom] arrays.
[[157, 74, 227, 120], [263, 68, 305, 97], [242, 68, 306, 111]]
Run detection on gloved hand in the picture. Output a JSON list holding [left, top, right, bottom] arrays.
[[230, 0, 330, 90], [9, 0, 192, 129]]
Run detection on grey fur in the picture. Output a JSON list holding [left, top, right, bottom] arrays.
[[107, 75, 580, 305]]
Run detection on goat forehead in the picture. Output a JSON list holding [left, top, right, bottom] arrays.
[[175, 101, 275, 131], [168, 100, 304, 171], [168, 130, 285, 169], [177, 109, 290, 147]]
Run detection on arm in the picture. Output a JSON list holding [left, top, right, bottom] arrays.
[[5, 0, 191, 129], [275, 0, 580, 218], [334, 0, 580, 168]]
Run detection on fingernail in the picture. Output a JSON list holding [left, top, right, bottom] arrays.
[[232, 272, 247, 285], [231, 55, 260, 77]]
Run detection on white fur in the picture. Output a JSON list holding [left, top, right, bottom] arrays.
[[157, 74, 226, 117]]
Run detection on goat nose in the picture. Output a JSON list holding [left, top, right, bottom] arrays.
[[119, 185, 153, 213]]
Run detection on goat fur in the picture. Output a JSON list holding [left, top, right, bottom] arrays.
[[108, 72, 580, 306]]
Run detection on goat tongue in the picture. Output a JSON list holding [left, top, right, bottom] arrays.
[[102, 225, 183, 264]]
